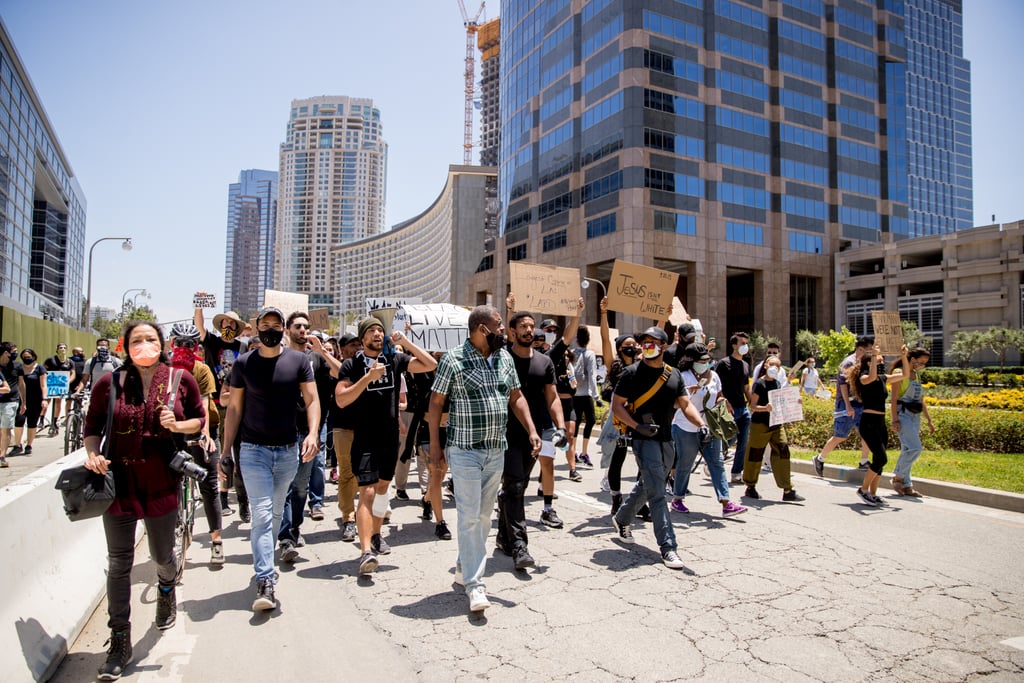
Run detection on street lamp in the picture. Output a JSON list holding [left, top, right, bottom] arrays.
[[84, 237, 132, 329], [121, 288, 146, 320], [580, 277, 607, 297], [133, 290, 151, 308]]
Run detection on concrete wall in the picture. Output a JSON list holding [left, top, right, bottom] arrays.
[[0, 451, 109, 682]]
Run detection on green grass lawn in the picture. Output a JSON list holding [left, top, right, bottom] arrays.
[[791, 447, 1024, 494]]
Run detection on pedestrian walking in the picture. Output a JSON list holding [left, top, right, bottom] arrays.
[[891, 347, 935, 497]]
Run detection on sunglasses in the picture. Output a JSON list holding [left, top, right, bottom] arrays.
[[292, 323, 310, 329], [175, 340, 197, 349]]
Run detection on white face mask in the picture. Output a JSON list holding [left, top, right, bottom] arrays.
[[544, 332, 557, 345], [737, 344, 749, 355], [693, 361, 711, 375], [767, 366, 782, 381]]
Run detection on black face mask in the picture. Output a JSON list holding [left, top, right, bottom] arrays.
[[258, 328, 284, 347], [621, 346, 638, 359], [71, 354, 84, 362], [483, 327, 506, 353], [97, 348, 110, 362], [21, 356, 33, 364]]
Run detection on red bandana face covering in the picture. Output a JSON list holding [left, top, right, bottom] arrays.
[[171, 346, 196, 372]]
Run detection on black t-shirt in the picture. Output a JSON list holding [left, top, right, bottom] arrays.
[[21, 364, 46, 402], [613, 362, 686, 442], [203, 330, 247, 393], [230, 348, 315, 446], [508, 350, 556, 444], [44, 356, 73, 374], [338, 351, 413, 434], [663, 343, 682, 369], [0, 359, 21, 403], [547, 338, 575, 395], [298, 350, 332, 432], [715, 355, 750, 411], [859, 376, 888, 412], [68, 357, 87, 391], [751, 377, 781, 427]]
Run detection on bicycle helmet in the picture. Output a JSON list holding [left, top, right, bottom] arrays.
[[169, 322, 201, 342]]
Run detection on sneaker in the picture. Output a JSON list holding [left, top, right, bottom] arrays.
[[309, 505, 324, 521], [435, 520, 452, 540], [328, 467, 338, 483], [730, 474, 743, 485], [857, 461, 870, 470], [371, 533, 391, 555], [568, 469, 583, 482], [670, 499, 690, 513], [383, 505, 392, 524], [0, 456, 7, 468], [872, 494, 889, 507], [7, 445, 22, 456], [358, 551, 379, 575], [540, 508, 564, 528], [722, 448, 733, 463], [155, 586, 176, 629], [636, 505, 653, 522], [468, 586, 490, 612], [813, 455, 825, 478], [97, 629, 132, 681], [513, 547, 536, 570], [744, 486, 760, 500], [421, 500, 433, 521], [252, 578, 276, 611], [395, 488, 410, 500], [722, 501, 748, 517], [210, 542, 225, 565], [662, 549, 685, 569], [760, 462, 772, 473], [340, 521, 357, 542], [577, 453, 593, 468], [536, 488, 558, 499], [279, 539, 299, 563], [611, 515, 634, 544], [610, 493, 622, 515], [782, 490, 805, 502], [221, 505, 235, 516], [599, 473, 610, 492], [443, 477, 455, 496], [857, 488, 879, 506], [23, 445, 32, 455], [239, 507, 251, 523]]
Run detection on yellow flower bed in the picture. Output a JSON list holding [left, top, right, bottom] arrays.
[[927, 388, 1024, 411]]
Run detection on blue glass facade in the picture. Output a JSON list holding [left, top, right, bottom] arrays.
[[225, 170, 278, 317]]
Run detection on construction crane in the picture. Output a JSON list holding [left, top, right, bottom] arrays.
[[457, 0, 486, 165]]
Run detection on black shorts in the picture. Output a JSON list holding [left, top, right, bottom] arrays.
[[560, 397, 577, 423], [351, 431, 399, 486]]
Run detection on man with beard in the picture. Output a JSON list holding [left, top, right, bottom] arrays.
[[336, 317, 436, 576], [82, 338, 122, 389], [495, 311, 567, 571]]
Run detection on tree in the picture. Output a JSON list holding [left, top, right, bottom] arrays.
[[815, 326, 856, 377], [901, 320, 931, 351], [986, 326, 1017, 371], [948, 330, 987, 368], [794, 329, 820, 362], [748, 330, 780, 366]]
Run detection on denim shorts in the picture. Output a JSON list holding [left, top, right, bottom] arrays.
[[832, 405, 864, 438], [0, 401, 17, 429]]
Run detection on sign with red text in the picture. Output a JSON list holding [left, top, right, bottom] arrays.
[[607, 260, 678, 320], [768, 386, 804, 426]]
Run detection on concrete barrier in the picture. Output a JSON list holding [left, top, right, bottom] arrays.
[[0, 451, 108, 682]]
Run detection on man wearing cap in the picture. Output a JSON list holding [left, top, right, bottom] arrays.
[[337, 316, 436, 576], [609, 326, 709, 570], [663, 322, 698, 368], [331, 332, 362, 542], [220, 307, 320, 611]]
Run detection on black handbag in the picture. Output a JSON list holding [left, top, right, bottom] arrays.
[[54, 370, 119, 521]]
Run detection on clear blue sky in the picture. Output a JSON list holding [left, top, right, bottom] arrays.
[[1, 0, 1021, 326]]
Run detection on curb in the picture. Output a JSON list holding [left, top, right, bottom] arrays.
[[791, 458, 1024, 514]]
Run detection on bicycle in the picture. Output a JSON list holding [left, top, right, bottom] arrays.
[[173, 439, 206, 583], [63, 392, 88, 456]]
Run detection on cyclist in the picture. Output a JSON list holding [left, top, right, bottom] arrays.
[[169, 322, 225, 565]]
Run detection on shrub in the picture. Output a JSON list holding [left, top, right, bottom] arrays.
[[928, 388, 1024, 411]]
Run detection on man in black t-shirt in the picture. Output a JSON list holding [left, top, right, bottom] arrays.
[[609, 327, 708, 570], [220, 307, 319, 612], [43, 342, 75, 434], [496, 311, 567, 571], [0, 342, 21, 465], [337, 316, 436, 575], [715, 332, 753, 481], [194, 307, 248, 406]]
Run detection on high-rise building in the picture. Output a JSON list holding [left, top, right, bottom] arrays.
[[478, 18, 501, 167], [904, 0, 972, 236], [470, 0, 971, 347], [225, 169, 277, 317], [275, 96, 387, 316], [0, 19, 87, 326]]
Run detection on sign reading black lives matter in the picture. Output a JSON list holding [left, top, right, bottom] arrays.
[[870, 310, 905, 355], [393, 304, 470, 353], [193, 292, 217, 309]]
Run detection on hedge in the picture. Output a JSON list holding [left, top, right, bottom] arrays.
[[918, 368, 1023, 388]]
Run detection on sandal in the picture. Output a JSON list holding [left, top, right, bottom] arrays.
[[891, 476, 905, 495], [902, 487, 923, 498]]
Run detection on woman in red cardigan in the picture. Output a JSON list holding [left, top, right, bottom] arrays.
[[84, 320, 205, 681]]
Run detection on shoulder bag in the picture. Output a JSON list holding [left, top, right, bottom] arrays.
[[702, 390, 738, 442], [612, 366, 672, 434]]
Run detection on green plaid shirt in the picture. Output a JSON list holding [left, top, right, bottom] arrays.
[[431, 339, 521, 451]]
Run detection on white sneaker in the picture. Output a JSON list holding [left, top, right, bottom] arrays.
[[210, 543, 225, 565], [469, 586, 490, 612], [662, 549, 686, 569], [599, 473, 610, 492]]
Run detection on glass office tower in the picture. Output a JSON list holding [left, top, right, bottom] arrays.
[[225, 169, 277, 317]]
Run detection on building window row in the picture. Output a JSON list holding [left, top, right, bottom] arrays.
[[788, 230, 823, 253], [715, 34, 768, 65], [782, 195, 829, 220], [834, 39, 877, 68], [539, 121, 573, 154], [717, 143, 769, 173], [581, 0, 614, 24], [507, 243, 528, 262], [780, 0, 824, 16], [838, 138, 881, 164], [717, 71, 769, 100], [542, 18, 573, 58], [714, 0, 768, 30], [582, 91, 624, 130], [581, 170, 623, 203], [542, 229, 568, 252], [541, 54, 573, 89], [644, 128, 705, 159], [726, 221, 764, 245], [837, 106, 878, 132], [778, 19, 825, 50], [834, 7, 875, 37], [644, 89, 704, 120], [839, 205, 880, 229], [538, 191, 573, 220], [715, 107, 768, 136], [642, 10, 702, 47], [586, 213, 616, 239], [780, 123, 827, 151], [778, 54, 826, 83], [646, 169, 703, 198], [836, 72, 878, 100], [653, 210, 697, 235], [583, 14, 623, 57], [583, 53, 623, 93], [719, 183, 769, 209], [780, 88, 826, 117], [643, 49, 704, 82], [838, 171, 881, 197], [540, 85, 572, 120]]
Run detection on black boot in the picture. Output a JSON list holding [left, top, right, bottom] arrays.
[[97, 627, 132, 680], [155, 585, 176, 630], [421, 499, 433, 521]]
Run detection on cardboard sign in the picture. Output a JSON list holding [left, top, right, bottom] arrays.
[[768, 386, 804, 427], [366, 297, 421, 315], [870, 310, 905, 355], [668, 297, 689, 326], [607, 260, 678, 319], [193, 292, 217, 309], [509, 262, 580, 316], [308, 308, 330, 331], [393, 304, 470, 352], [263, 289, 309, 316], [46, 371, 71, 398], [583, 325, 618, 357]]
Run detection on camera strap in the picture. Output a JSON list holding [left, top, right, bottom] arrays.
[[165, 368, 184, 412]]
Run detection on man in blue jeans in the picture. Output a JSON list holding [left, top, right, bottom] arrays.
[[609, 327, 708, 569], [428, 305, 540, 613], [220, 307, 320, 612], [715, 332, 753, 484]]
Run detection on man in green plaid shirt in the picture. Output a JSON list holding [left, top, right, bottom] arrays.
[[428, 305, 540, 614]]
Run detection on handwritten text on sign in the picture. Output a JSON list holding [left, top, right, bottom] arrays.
[[46, 371, 71, 398], [366, 297, 421, 315], [393, 304, 470, 353], [193, 292, 217, 309], [870, 310, 905, 355], [509, 262, 580, 316], [768, 386, 804, 427], [607, 260, 679, 319]]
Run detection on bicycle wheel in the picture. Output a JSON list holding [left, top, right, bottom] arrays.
[[174, 485, 189, 583], [64, 413, 82, 456]]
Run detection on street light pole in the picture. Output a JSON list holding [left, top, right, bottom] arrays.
[[121, 288, 146, 321], [84, 237, 132, 329]]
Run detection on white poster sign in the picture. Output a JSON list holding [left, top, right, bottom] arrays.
[[393, 304, 470, 352], [366, 297, 421, 314], [768, 386, 804, 427]]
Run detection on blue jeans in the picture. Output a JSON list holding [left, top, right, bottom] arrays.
[[448, 446, 504, 593], [730, 407, 751, 475], [893, 412, 923, 487], [613, 438, 676, 553], [280, 425, 327, 542], [672, 426, 728, 502], [240, 442, 298, 582]]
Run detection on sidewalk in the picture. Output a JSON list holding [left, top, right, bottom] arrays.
[[0, 419, 72, 483]]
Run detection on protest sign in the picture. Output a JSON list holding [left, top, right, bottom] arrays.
[[583, 325, 618, 356], [690, 318, 704, 340], [393, 304, 470, 352], [768, 386, 804, 427], [870, 310, 905, 355], [263, 289, 309, 316], [46, 371, 70, 398], [509, 262, 580, 316], [668, 297, 689, 326], [607, 260, 678, 319], [193, 292, 217, 309], [366, 297, 421, 315], [815, 388, 833, 401], [308, 308, 330, 331]]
